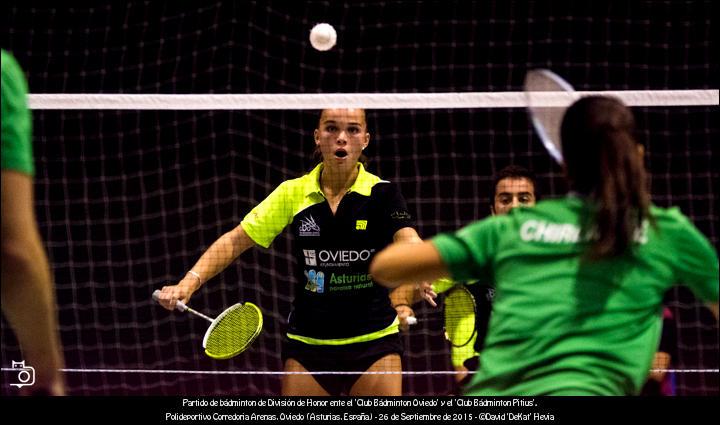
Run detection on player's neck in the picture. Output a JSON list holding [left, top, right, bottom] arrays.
[[320, 163, 358, 197]]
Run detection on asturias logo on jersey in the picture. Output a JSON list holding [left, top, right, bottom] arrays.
[[304, 269, 325, 293], [299, 214, 321, 236]]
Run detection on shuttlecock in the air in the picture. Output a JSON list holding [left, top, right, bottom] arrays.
[[309, 23, 337, 51]]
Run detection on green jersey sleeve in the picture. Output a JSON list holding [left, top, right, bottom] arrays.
[[668, 209, 719, 302], [1, 50, 34, 175], [431, 216, 502, 283]]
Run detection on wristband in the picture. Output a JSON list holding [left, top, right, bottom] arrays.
[[187, 270, 202, 285]]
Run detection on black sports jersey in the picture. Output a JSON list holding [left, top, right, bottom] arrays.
[[241, 163, 414, 341]]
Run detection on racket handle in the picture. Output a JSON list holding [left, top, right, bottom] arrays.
[[406, 316, 417, 326], [152, 289, 188, 312]]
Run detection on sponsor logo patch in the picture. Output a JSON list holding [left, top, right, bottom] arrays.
[[299, 214, 321, 236], [303, 249, 317, 266], [304, 269, 325, 293], [390, 210, 411, 221]]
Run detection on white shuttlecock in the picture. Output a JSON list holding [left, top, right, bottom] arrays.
[[309, 23, 337, 51]]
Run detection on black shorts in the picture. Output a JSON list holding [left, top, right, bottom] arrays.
[[458, 355, 480, 389], [282, 333, 404, 395]]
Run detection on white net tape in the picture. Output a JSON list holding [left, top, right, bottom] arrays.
[[28, 90, 719, 110]]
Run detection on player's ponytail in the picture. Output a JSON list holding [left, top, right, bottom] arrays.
[[561, 96, 651, 259]]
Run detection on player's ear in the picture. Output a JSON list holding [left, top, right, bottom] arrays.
[[314, 129, 320, 146], [363, 132, 370, 150]]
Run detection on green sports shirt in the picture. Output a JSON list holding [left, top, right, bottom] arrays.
[[1, 50, 34, 175], [433, 196, 719, 395], [242, 163, 415, 343]]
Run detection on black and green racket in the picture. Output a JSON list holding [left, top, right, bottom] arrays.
[[153, 290, 263, 359], [443, 285, 477, 348]]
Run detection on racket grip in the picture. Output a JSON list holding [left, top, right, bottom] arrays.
[[406, 316, 418, 325], [152, 289, 188, 312]]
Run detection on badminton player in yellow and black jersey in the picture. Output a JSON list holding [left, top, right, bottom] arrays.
[[157, 109, 422, 396]]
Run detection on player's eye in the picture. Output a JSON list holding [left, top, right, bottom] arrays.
[[520, 195, 533, 204]]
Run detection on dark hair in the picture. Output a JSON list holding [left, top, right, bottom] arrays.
[[492, 165, 538, 199], [313, 109, 369, 167], [561, 96, 651, 259]]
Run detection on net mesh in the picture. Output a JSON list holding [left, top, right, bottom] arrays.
[[1, 2, 717, 395]]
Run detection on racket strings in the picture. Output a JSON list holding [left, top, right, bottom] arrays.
[[444, 288, 477, 347], [204, 303, 263, 359], [524, 69, 577, 165]]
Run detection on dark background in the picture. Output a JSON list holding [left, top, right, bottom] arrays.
[[1, 1, 717, 395]]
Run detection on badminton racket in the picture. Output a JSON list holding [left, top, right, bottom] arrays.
[[524, 69, 578, 165], [443, 285, 477, 348], [152, 290, 263, 359]]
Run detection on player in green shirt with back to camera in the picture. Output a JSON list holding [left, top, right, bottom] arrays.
[[370, 95, 719, 395]]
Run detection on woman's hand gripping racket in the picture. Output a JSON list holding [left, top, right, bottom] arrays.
[[524, 69, 578, 165], [152, 290, 263, 359], [443, 285, 477, 348]]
